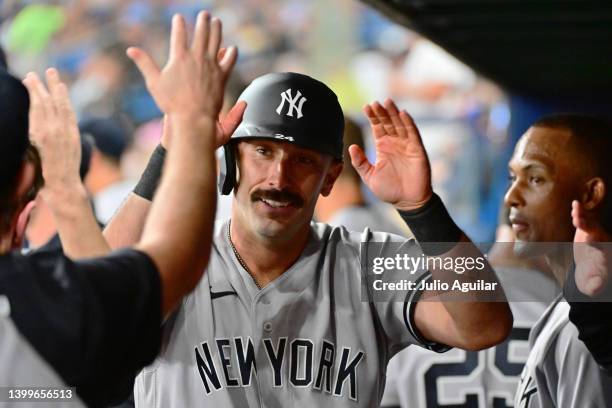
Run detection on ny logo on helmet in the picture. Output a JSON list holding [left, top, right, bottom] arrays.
[[276, 88, 306, 118]]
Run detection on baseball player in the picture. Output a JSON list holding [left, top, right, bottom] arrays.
[[1, 11, 236, 407], [381, 214, 556, 408], [105, 15, 512, 407], [504, 114, 612, 407]]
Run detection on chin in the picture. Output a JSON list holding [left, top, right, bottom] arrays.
[[513, 238, 553, 258], [255, 216, 310, 241]]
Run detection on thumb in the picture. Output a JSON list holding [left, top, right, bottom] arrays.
[[349, 144, 373, 182], [126, 47, 160, 88], [220, 101, 246, 138], [572, 200, 607, 242]]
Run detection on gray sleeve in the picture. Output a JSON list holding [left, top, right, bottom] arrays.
[[548, 323, 612, 407], [362, 230, 450, 356]]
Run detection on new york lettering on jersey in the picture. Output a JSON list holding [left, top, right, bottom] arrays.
[[135, 221, 439, 407]]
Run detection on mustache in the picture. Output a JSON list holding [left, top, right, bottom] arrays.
[[252, 189, 304, 207]]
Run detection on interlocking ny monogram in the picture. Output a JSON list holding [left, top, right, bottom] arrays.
[[276, 88, 307, 118]]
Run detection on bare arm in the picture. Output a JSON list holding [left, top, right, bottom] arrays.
[[127, 12, 238, 316], [103, 193, 151, 249], [23, 69, 110, 258], [104, 79, 245, 250], [353, 99, 512, 350]]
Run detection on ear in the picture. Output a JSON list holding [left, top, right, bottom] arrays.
[[11, 200, 36, 249], [581, 177, 606, 211], [320, 160, 343, 197]]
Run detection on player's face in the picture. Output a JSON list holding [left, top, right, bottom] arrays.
[[504, 126, 581, 255], [232, 139, 341, 241]]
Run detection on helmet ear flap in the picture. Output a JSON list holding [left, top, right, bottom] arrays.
[[218, 143, 237, 195]]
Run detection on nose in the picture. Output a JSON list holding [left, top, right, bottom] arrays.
[[504, 180, 525, 209], [267, 154, 292, 190]]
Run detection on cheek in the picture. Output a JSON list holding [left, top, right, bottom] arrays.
[[302, 172, 329, 199]]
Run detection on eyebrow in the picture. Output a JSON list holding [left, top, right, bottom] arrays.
[[508, 161, 552, 173]]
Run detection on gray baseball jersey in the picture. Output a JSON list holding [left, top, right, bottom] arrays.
[[381, 266, 554, 408], [327, 203, 410, 237], [0, 309, 84, 407], [514, 295, 612, 407], [134, 219, 446, 407]]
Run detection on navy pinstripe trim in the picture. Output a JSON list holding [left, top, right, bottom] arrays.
[[403, 272, 451, 353]]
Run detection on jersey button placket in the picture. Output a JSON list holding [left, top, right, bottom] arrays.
[[263, 321, 273, 332]]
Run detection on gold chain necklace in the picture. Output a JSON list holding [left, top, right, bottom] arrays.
[[227, 220, 262, 290]]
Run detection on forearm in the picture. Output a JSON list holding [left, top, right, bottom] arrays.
[[44, 183, 110, 258], [103, 194, 151, 249], [399, 194, 512, 349], [137, 115, 217, 316], [103, 143, 165, 249], [420, 236, 512, 349]]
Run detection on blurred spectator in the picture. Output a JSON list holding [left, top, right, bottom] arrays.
[[315, 117, 409, 236], [1, 0, 511, 240], [80, 117, 135, 225]]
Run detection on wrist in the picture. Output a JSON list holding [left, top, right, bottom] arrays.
[[42, 181, 89, 210], [169, 113, 216, 129], [397, 193, 463, 255], [394, 190, 434, 212], [133, 144, 166, 201]]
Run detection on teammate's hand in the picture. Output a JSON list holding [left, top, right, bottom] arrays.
[[22, 68, 82, 195], [161, 100, 246, 149], [351, 98, 433, 210], [572, 200, 611, 296], [127, 12, 238, 126]]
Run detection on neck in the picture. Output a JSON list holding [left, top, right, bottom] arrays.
[[315, 179, 364, 223], [229, 220, 311, 288]]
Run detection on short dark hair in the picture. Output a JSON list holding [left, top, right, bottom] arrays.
[[0, 71, 30, 218], [24, 144, 44, 203], [532, 113, 612, 232]]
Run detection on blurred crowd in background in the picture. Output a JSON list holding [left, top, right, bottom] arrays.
[[1, 0, 515, 242]]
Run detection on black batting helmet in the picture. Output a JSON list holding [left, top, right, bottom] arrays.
[[218, 72, 344, 195]]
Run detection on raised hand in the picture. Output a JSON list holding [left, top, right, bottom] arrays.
[[22, 68, 81, 195], [572, 200, 611, 296], [160, 99, 246, 149], [126, 12, 238, 133], [351, 98, 433, 210]]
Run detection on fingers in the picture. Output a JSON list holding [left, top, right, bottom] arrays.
[[23, 72, 51, 136], [208, 18, 222, 58], [169, 14, 188, 58], [218, 46, 238, 75], [46, 69, 78, 134], [363, 104, 385, 139], [349, 144, 373, 182], [126, 47, 160, 87], [372, 100, 397, 136], [220, 101, 246, 137], [398, 109, 421, 142], [191, 11, 211, 59], [383, 99, 407, 137], [217, 48, 226, 62]]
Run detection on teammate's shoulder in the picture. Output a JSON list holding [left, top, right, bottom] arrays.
[[310, 221, 413, 244]]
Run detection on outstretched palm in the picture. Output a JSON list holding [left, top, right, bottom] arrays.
[[127, 12, 245, 149], [350, 99, 433, 210]]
